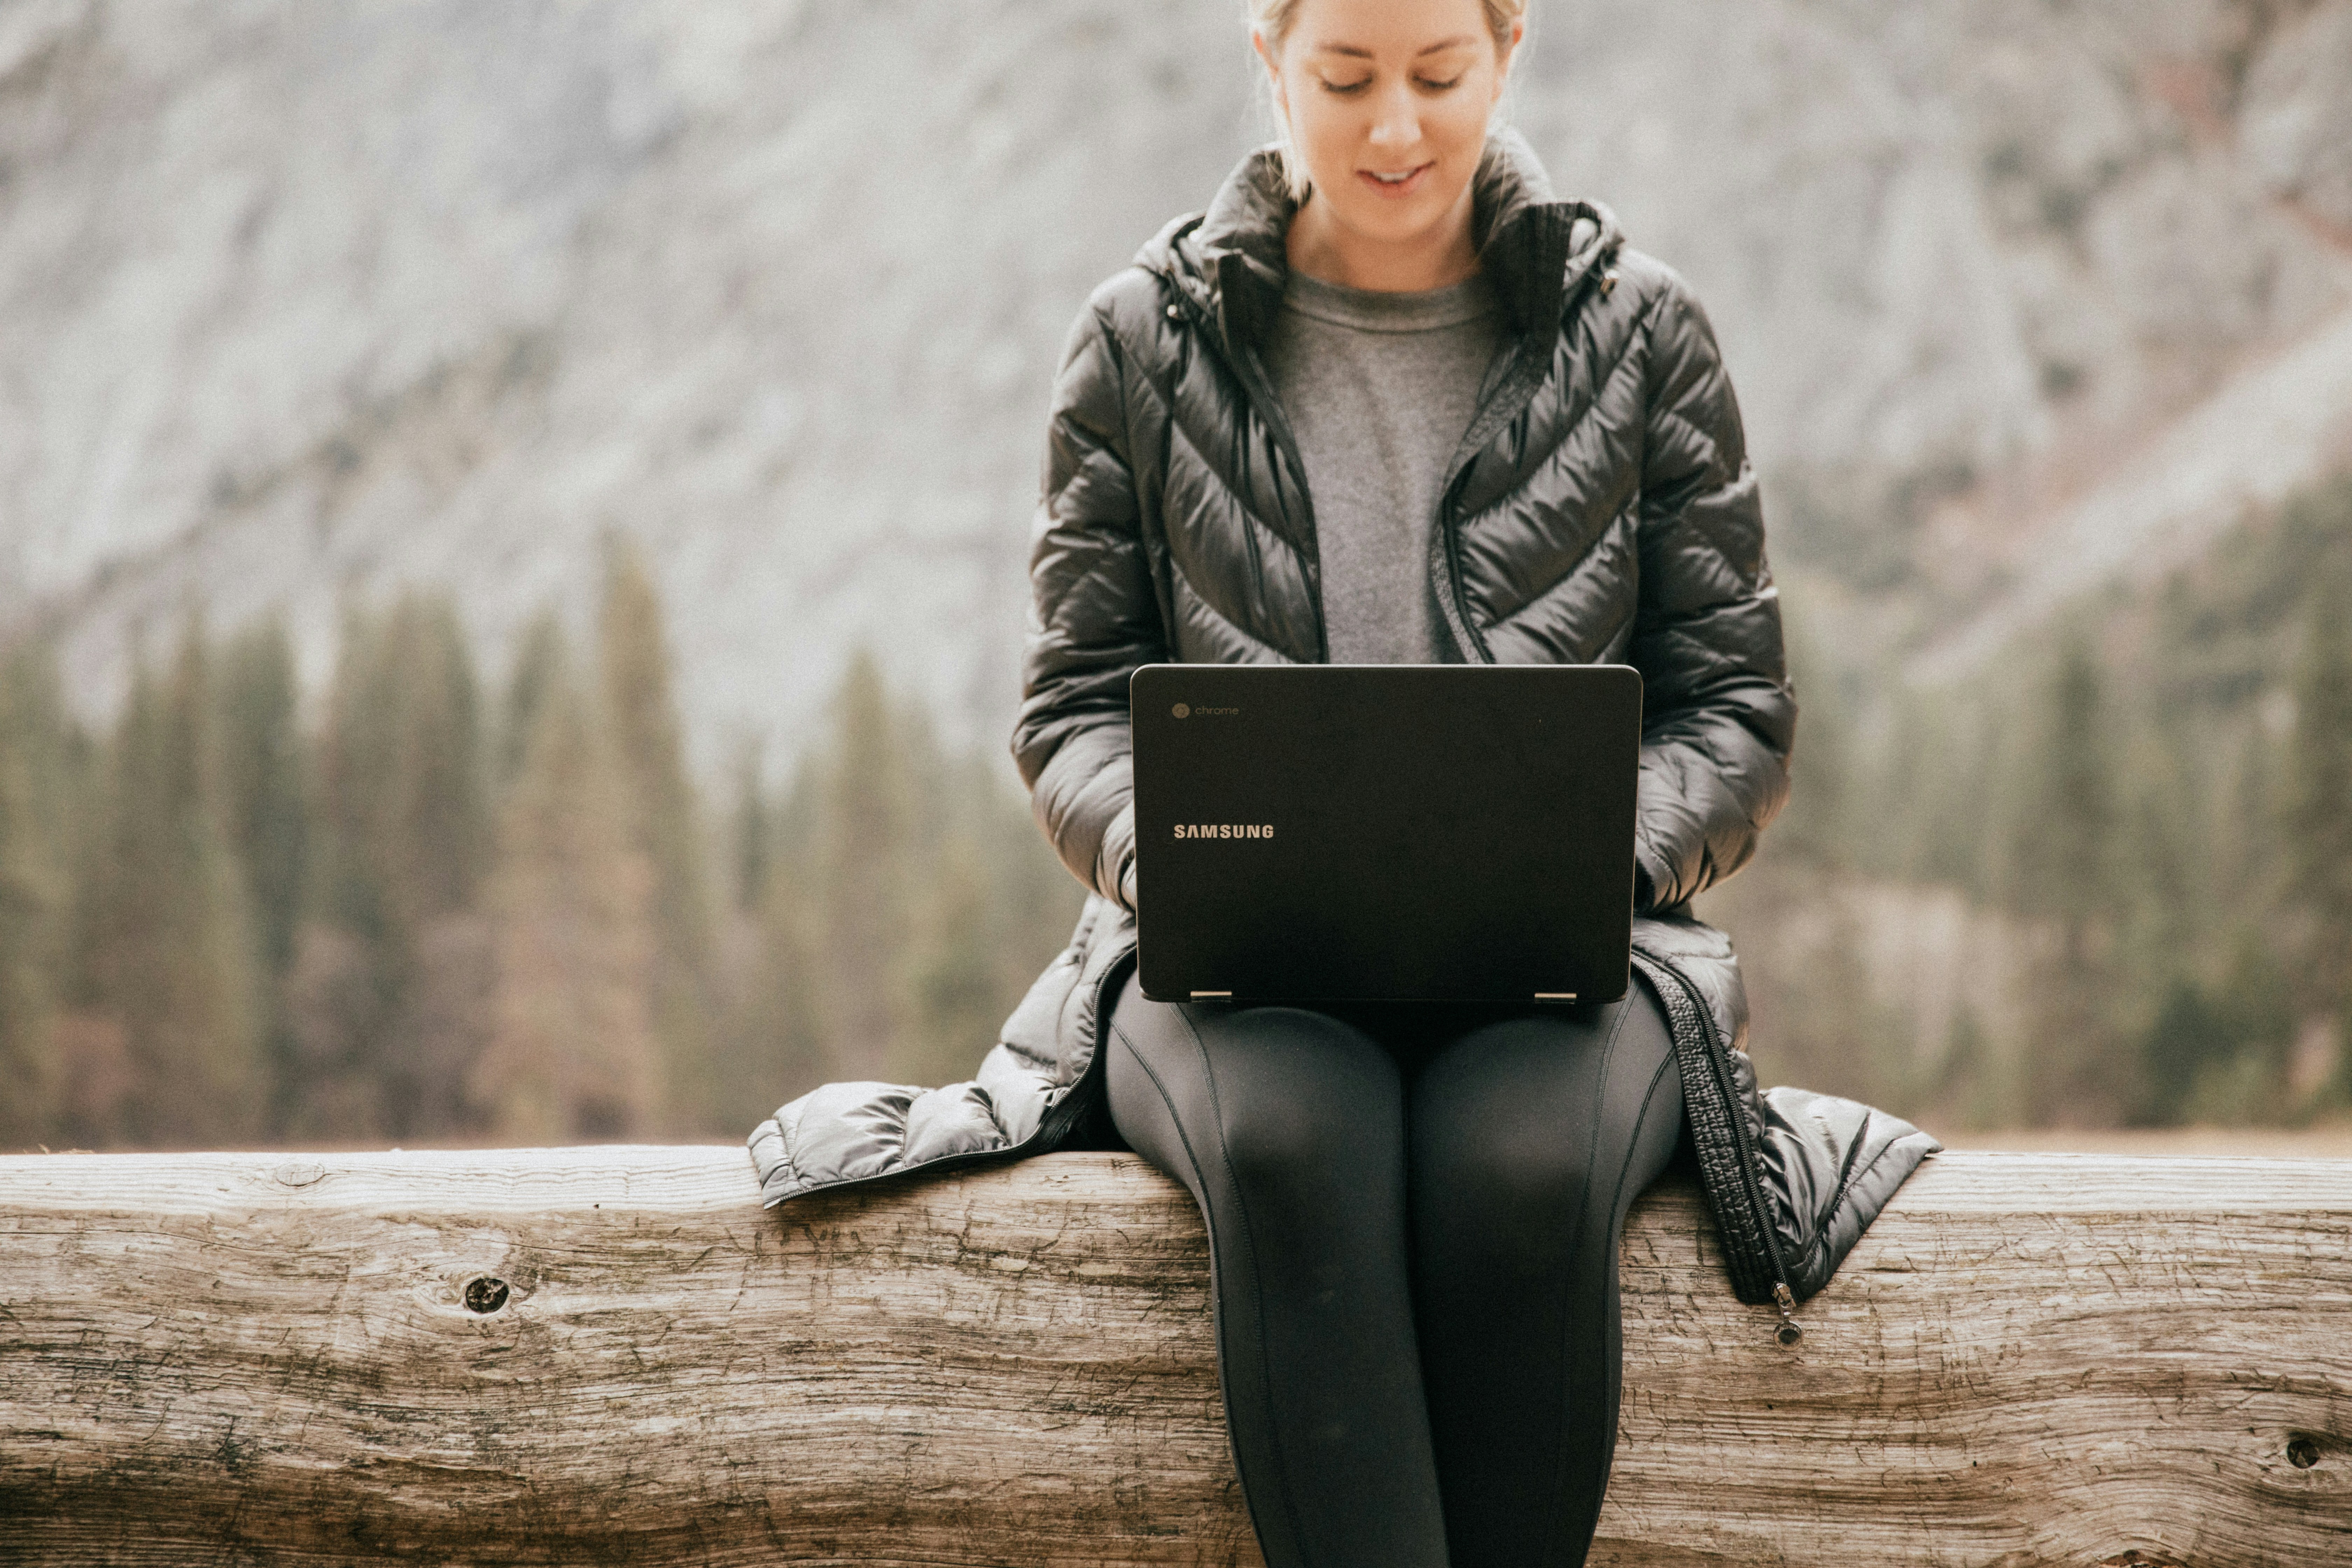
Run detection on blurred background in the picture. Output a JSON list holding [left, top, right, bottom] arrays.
[[2, 0, 2349, 1152]]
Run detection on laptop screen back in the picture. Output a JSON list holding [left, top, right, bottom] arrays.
[[1129, 664, 1641, 1003]]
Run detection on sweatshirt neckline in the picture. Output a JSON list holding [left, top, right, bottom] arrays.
[[1280, 268, 1502, 334]]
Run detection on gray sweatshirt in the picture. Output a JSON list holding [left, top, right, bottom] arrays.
[[1262, 268, 1508, 664]]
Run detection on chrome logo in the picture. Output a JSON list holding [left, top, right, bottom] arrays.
[[1172, 702, 1190, 719]]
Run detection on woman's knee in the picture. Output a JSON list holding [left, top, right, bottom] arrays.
[[1414, 996, 1680, 1212], [1201, 1006, 1401, 1199], [1412, 1012, 1612, 1211]]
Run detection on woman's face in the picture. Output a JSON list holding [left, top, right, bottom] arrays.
[[1257, 0, 1517, 253]]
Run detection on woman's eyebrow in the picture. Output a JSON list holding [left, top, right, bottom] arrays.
[[1309, 36, 1477, 58]]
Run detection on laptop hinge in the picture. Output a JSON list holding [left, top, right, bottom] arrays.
[[1190, 990, 1233, 1000], [1533, 992, 1577, 1002]]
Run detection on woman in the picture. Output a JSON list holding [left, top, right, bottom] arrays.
[[752, 1, 1936, 1562]]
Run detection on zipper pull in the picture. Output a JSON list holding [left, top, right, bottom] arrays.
[[1771, 1283, 1802, 1347]]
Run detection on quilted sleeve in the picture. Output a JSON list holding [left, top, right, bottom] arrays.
[[1010, 286, 1165, 911], [1627, 273, 1796, 910]]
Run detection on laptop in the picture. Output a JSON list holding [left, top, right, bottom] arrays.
[[1129, 664, 1642, 1004]]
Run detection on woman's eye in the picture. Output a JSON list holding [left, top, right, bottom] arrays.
[[1320, 76, 1372, 94], [1415, 74, 1465, 92]]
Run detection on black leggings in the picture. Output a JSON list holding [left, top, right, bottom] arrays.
[[1106, 972, 1684, 1568]]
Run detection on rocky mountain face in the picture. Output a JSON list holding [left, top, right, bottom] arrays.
[[4, 0, 2349, 762], [1528, 0, 2352, 635]]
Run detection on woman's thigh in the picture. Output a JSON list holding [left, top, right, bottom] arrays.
[[1103, 974, 1449, 1568], [1104, 977, 1419, 1340], [1406, 986, 1684, 1568]]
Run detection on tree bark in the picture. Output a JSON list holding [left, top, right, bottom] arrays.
[[0, 1147, 2346, 1566]]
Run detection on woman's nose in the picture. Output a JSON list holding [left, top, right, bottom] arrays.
[[1365, 85, 1420, 148]]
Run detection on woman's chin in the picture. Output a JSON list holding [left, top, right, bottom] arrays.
[[1322, 197, 1469, 261]]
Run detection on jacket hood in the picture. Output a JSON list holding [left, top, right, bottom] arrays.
[[1138, 127, 1624, 352]]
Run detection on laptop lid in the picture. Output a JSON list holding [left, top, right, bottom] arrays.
[[1129, 664, 1641, 1004]]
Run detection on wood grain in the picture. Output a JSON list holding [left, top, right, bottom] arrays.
[[1, 1147, 2346, 1565]]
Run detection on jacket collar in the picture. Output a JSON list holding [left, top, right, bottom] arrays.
[[1146, 128, 1622, 355]]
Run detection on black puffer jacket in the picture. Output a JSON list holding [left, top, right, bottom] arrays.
[[752, 134, 1935, 1339]]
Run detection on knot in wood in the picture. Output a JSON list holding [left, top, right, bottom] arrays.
[[2287, 1435, 2321, 1469], [462, 1276, 510, 1315]]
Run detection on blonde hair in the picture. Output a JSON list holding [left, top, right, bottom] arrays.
[[1248, 0, 1529, 197]]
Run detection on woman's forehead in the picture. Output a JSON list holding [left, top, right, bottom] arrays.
[[1287, 0, 1496, 57]]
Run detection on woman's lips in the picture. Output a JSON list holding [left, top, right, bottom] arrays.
[[1356, 162, 1434, 199]]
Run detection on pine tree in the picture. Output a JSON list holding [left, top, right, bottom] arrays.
[[2216, 723, 2281, 919], [597, 540, 718, 1131], [357, 597, 490, 930], [0, 639, 79, 1147], [317, 595, 489, 940], [976, 754, 1086, 1008], [710, 746, 775, 1117], [1867, 690, 1998, 895], [500, 609, 568, 796], [813, 650, 918, 1080], [215, 618, 308, 974], [2006, 630, 2122, 1125], [72, 622, 263, 1148], [2112, 719, 2207, 1016], [896, 826, 1000, 1087], [305, 593, 490, 1138], [2287, 576, 2352, 1009], [2009, 632, 2116, 920], [472, 628, 661, 1142], [2138, 980, 2227, 1127], [214, 617, 310, 1133], [731, 740, 770, 915], [714, 751, 837, 1113], [724, 820, 834, 1117]]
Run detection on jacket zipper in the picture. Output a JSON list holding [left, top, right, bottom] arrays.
[[1637, 949, 1802, 1346], [1430, 258, 1618, 665], [1161, 278, 1330, 662], [1430, 344, 1532, 664]]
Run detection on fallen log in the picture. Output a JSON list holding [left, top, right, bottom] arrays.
[[0, 1146, 2346, 1565]]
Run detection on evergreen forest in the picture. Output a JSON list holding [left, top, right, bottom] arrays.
[[1717, 472, 2352, 1131], [4, 477, 2351, 1152], [0, 543, 1082, 1152]]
